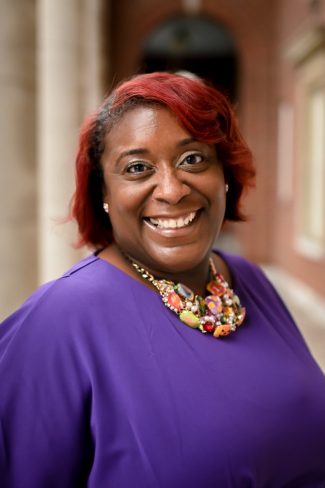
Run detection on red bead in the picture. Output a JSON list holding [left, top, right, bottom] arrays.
[[206, 281, 225, 296], [203, 322, 215, 333], [167, 292, 183, 311]]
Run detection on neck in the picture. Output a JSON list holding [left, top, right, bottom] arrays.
[[124, 252, 212, 297]]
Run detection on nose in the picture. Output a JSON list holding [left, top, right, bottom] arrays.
[[152, 167, 191, 204]]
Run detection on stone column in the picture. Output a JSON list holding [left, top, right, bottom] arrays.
[[37, 0, 105, 283], [82, 0, 106, 114], [37, 0, 83, 283], [0, 0, 37, 319]]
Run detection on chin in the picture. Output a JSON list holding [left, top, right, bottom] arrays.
[[144, 245, 211, 275]]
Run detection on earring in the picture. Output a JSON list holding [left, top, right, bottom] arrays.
[[103, 202, 109, 213], [225, 184, 229, 193]]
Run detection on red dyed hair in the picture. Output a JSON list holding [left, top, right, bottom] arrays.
[[71, 72, 255, 248]]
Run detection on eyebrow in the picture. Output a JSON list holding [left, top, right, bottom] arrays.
[[177, 137, 197, 147]]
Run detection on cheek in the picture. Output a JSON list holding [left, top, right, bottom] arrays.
[[206, 183, 226, 220], [204, 176, 225, 203], [107, 184, 145, 223]]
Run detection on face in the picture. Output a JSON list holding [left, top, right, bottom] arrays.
[[101, 106, 226, 275]]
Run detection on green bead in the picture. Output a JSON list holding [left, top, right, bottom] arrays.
[[179, 310, 200, 328], [196, 296, 206, 315]]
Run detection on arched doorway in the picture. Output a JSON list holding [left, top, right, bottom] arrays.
[[139, 15, 238, 102]]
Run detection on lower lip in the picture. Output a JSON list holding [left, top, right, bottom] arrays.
[[143, 211, 201, 237]]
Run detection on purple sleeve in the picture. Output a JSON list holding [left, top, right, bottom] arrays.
[[0, 286, 93, 487]]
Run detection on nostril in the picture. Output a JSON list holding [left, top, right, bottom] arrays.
[[153, 174, 191, 204]]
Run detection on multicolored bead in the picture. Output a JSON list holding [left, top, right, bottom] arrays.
[[206, 281, 225, 296], [213, 324, 232, 337], [174, 283, 194, 301], [167, 292, 183, 311], [203, 322, 215, 333], [179, 310, 200, 328], [205, 295, 223, 315], [223, 306, 234, 317]]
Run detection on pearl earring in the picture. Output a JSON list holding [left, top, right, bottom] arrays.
[[103, 202, 109, 213], [225, 184, 229, 193]]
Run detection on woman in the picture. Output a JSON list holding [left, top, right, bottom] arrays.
[[1, 72, 325, 487]]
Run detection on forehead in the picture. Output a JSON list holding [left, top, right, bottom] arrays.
[[105, 105, 190, 150]]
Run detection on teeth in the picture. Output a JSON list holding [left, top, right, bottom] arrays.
[[149, 211, 196, 229], [169, 220, 177, 228]]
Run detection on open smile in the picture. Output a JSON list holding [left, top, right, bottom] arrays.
[[143, 210, 200, 231]]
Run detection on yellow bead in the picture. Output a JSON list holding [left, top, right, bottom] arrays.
[[179, 310, 200, 328], [213, 324, 231, 337]]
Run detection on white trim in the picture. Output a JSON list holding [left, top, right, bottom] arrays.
[[292, 46, 325, 259]]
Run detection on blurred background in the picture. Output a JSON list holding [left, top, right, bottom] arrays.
[[0, 0, 324, 367]]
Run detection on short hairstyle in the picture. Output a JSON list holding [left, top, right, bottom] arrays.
[[71, 71, 255, 248]]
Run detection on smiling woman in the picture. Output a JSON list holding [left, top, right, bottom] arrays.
[[73, 72, 253, 250], [1, 72, 325, 488]]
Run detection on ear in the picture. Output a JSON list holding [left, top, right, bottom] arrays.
[[102, 186, 109, 212]]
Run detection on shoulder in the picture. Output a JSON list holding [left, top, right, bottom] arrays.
[[217, 251, 310, 340], [3, 255, 115, 320], [216, 250, 267, 285], [216, 250, 293, 317], [0, 255, 123, 358]]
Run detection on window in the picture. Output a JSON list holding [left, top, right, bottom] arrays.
[[287, 27, 325, 259], [300, 86, 325, 251]]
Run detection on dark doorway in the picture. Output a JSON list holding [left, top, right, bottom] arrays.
[[139, 15, 238, 102]]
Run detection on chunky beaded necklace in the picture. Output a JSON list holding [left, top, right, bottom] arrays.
[[130, 256, 246, 338]]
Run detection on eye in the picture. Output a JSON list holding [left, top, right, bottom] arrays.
[[126, 161, 152, 175], [182, 153, 204, 165], [177, 151, 206, 170]]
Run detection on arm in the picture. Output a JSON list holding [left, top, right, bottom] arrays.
[[0, 290, 93, 488]]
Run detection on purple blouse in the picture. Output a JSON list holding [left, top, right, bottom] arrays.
[[1, 252, 325, 487]]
